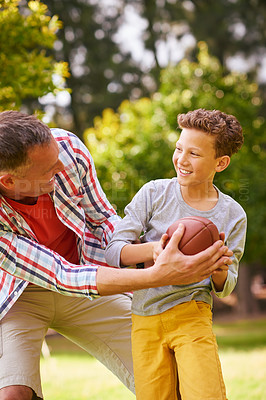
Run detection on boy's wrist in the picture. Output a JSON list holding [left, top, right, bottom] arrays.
[[211, 269, 228, 291]]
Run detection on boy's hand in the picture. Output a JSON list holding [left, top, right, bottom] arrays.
[[212, 264, 229, 275], [153, 234, 169, 262], [143, 235, 169, 268], [219, 232, 232, 255], [217, 231, 233, 260], [211, 231, 232, 291]]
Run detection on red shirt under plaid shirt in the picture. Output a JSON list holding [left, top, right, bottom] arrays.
[[0, 128, 121, 320]]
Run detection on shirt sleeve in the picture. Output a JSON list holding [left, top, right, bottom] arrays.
[[0, 230, 99, 299], [72, 135, 121, 248], [211, 213, 247, 298], [105, 182, 153, 267]]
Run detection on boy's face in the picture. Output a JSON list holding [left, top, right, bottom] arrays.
[[172, 128, 226, 191]]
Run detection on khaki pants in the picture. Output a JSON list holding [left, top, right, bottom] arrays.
[[0, 285, 134, 399], [132, 301, 227, 400]]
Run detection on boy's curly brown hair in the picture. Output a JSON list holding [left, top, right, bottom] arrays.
[[177, 108, 244, 158]]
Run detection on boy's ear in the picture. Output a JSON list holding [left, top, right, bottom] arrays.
[[215, 155, 230, 172], [0, 174, 15, 189]]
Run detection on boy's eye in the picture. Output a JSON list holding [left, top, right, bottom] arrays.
[[190, 150, 200, 157]]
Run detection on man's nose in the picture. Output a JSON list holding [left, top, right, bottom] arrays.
[[55, 160, 65, 174]]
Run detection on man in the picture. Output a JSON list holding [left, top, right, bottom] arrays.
[[0, 111, 231, 400]]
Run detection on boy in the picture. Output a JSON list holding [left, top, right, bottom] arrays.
[[105, 109, 247, 400]]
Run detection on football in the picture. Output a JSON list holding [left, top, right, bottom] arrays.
[[166, 216, 220, 255]]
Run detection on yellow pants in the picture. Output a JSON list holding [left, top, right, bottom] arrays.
[[132, 301, 227, 400]]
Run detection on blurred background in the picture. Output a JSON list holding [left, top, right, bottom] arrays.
[[1, 0, 266, 398]]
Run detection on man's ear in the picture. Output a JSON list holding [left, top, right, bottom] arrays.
[[215, 155, 230, 172], [0, 174, 15, 189]]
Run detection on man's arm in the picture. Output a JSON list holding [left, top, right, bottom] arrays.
[[97, 224, 233, 295], [1, 224, 231, 298]]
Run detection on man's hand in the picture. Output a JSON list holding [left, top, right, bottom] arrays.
[[150, 224, 233, 286]]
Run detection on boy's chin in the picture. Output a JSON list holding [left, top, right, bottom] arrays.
[[176, 175, 190, 185]]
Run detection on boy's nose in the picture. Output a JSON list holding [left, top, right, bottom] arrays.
[[178, 152, 188, 165]]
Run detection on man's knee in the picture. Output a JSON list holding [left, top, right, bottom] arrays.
[[0, 385, 34, 400]]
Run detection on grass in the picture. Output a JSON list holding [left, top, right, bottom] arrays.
[[41, 317, 266, 400], [41, 336, 135, 400], [41, 354, 135, 400], [213, 318, 266, 400]]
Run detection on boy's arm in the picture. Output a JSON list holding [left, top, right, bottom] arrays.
[[120, 243, 155, 266], [210, 232, 229, 291], [211, 215, 247, 297], [211, 265, 229, 291], [120, 233, 168, 266], [105, 181, 156, 267]]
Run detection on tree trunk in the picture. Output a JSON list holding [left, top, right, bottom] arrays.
[[236, 262, 259, 316]]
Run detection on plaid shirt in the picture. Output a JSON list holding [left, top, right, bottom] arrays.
[[0, 128, 120, 320]]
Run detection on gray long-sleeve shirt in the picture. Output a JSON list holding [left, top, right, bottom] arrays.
[[105, 178, 247, 316]]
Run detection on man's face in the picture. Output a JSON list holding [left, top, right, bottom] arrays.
[[12, 137, 65, 201]]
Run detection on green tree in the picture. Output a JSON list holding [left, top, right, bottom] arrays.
[[41, 0, 266, 136], [0, 0, 69, 111], [188, 0, 266, 70], [84, 42, 266, 267], [42, 0, 150, 136]]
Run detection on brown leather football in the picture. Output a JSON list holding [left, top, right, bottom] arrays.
[[166, 216, 220, 255]]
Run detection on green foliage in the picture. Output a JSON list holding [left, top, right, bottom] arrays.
[[189, 0, 266, 73], [38, 1, 266, 135], [85, 100, 178, 214], [42, 0, 150, 135], [0, 0, 69, 111], [84, 42, 266, 264]]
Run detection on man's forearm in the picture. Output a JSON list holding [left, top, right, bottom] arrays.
[[0, 232, 98, 298], [96, 266, 156, 295]]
